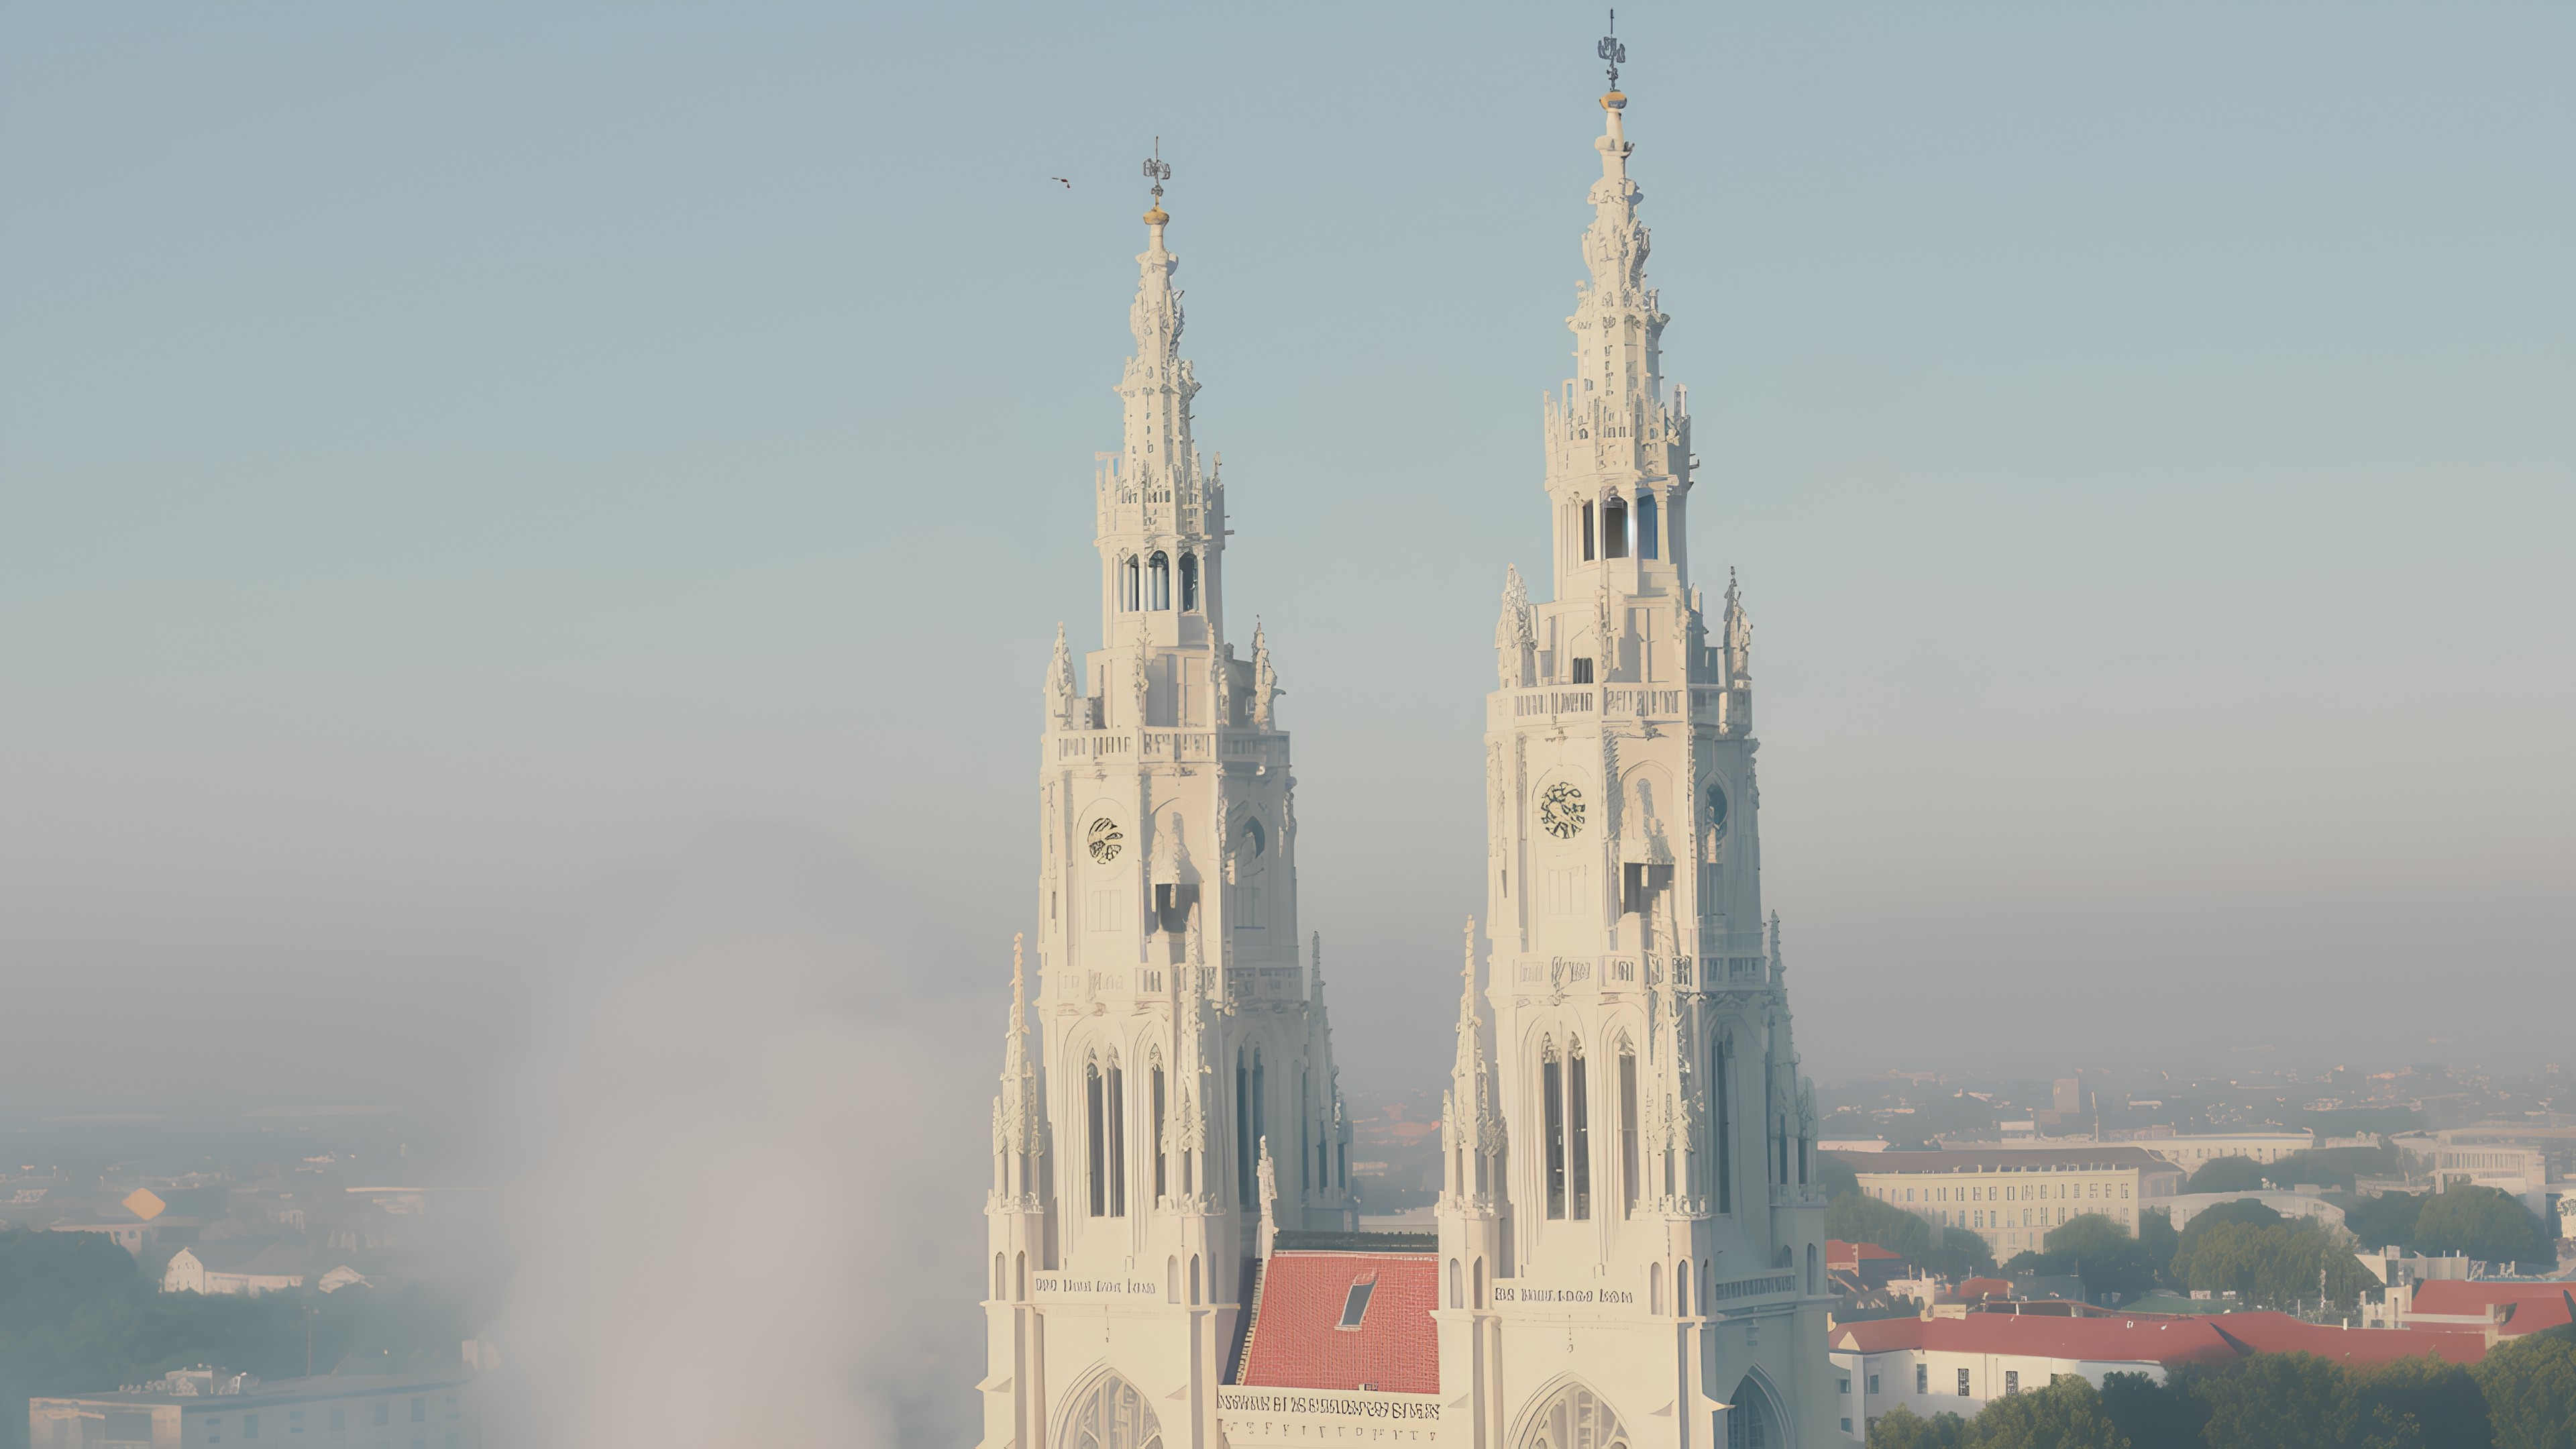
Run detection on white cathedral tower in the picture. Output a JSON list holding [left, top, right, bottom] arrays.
[[983, 44, 1833, 1449], [983, 160, 1360, 1449]]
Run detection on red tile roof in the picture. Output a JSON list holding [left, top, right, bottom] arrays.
[[2210, 1314, 2490, 1366], [2408, 1281, 2576, 1336], [1828, 1240, 1902, 1270], [1831, 1313, 2243, 1368], [1951, 1278, 2013, 1303], [1236, 1252, 1439, 1395], [1833, 1309, 2502, 1369]]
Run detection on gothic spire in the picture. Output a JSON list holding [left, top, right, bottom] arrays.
[[1118, 144, 1199, 502]]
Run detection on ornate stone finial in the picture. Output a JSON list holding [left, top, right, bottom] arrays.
[[1310, 930, 1324, 989], [1495, 566, 1538, 689], [1255, 1135, 1280, 1258], [1251, 621, 1279, 730], [1046, 623, 1078, 727], [1459, 917, 1479, 1020], [1723, 568, 1752, 686], [1131, 631, 1152, 724]]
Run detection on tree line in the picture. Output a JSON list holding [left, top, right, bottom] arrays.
[[0, 1228, 478, 1449], [1864, 1338, 2576, 1449]]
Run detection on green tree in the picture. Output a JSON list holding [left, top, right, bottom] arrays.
[[1965, 1375, 2129, 1449], [2414, 1184, 2555, 1267], [2351, 1354, 2493, 1449], [1999, 1215, 2159, 1302], [2099, 1369, 2208, 1449], [2471, 1334, 2576, 1449], [2171, 1198, 2287, 1283], [1868, 1403, 1970, 1449], [2189, 1156, 2268, 1193], [1824, 1193, 1998, 1281], [2196, 1353, 2420, 1449], [2347, 1191, 2429, 1254], [2137, 1209, 2181, 1288], [2180, 1220, 2376, 1312]]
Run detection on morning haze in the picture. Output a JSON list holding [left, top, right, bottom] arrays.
[[1, 5, 2569, 1447]]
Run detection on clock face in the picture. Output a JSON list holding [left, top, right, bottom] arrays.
[[1087, 817, 1124, 864], [1538, 782, 1587, 840]]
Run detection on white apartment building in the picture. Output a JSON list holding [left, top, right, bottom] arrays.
[[1835, 1148, 2183, 1258], [2130, 1132, 2314, 1169], [30, 1368, 478, 1449]]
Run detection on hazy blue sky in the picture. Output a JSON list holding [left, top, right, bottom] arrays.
[[4, 3, 2569, 1111]]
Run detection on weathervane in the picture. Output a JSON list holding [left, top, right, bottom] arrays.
[[1142, 138, 1171, 204], [1598, 10, 1625, 91]]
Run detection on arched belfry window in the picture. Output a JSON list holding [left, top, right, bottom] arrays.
[[1122, 557, 1142, 612], [1148, 552, 1171, 610], [1230, 817, 1267, 930], [1179, 553, 1199, 611], [1638, 492, 1660, 559], [1603, 494, 1629, 559]]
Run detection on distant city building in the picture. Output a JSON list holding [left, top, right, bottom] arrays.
[[2158, 1191, 2346, 1232], [1833, 1148, 2183, 1258], [1827, 1310, 2494, 1438], [2394, 1133, 2551, 1197], [160, 1245, 303, 1297], [2130, 1132, 2314, 1169], [29, 1368, 479, 1449], [46, 1223, 154, 1258]]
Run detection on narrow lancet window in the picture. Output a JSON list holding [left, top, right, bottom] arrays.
[[1086, 1061, 1108, 1218], [1148, 551, 1171, 610], [1619, 1046, 1640, 1216], [1638, 492, 1660, 558], [1715, 1034, 1733, 1214], [1122, 557, 1141, 612], [1542, 1043, 1567, 1220], [1106, 1059, 1127, 1216], [1581, 502, 1597, 561], [1604, 496, 1629, 559], [1179, 553, 1199, 611], [1236, 1051, 1253, 1205], [1568, 1041, 1593, 1220]]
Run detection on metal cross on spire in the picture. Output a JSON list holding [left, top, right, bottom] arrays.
[[1142, 138, 1171, 204], [1598, 10, 1625, 90]]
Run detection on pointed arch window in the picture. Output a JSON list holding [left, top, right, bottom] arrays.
[[1568, 1036, 1593, 1221], [1581, 503, 1597, 562], [1122, 557, 1142, 612], [1603, 494, 1629, 559], [1619, 1041, 1640, 1216], [1638, 492, 1660, 559], [1236, 1050, 1254, 1206], [1148, 552, 1172, 610], [1179, 553, 1199, 611], [1714, 1032, 1734, 1214], [1086, 1059, 1108, 1218], [1542, 1038, 1567, 1220]]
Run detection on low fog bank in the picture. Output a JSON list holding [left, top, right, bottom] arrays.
[[479, 827, 994, 1449]]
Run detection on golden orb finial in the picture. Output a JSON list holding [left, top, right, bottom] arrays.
[[1144, 204, 1169, 226], [1601, 90, 1626, 111]]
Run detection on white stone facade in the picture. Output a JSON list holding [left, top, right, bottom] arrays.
[[980, 72, 1834, 1449]]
